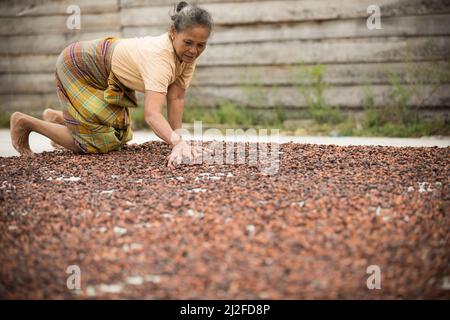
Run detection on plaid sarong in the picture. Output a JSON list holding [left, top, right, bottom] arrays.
[[55, 37, 138, 154]]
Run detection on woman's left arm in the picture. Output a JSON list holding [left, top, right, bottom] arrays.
[[166, 83, 186, 132]]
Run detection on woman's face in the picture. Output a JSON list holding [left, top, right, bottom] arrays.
[[170, 26, 210, 63]]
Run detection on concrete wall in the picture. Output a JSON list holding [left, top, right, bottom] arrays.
[[1, 0, 449, 118]]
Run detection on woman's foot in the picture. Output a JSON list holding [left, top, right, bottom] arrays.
[[42, 108, 65, 150], [10, 112, 34, 156], [50, 140, 64, 150]]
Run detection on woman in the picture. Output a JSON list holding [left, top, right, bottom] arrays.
[[10, 1, 212, 169]]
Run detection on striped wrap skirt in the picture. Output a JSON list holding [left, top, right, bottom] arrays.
[[55, 37, 138, 154]]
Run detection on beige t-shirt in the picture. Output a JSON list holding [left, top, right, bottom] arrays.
[[111, 32, 196, 93]]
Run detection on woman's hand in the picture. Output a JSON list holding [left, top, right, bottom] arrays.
[[166, 140, 214, 169]]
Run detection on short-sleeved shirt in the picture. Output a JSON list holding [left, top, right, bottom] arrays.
[[111, 32, 196, 93]]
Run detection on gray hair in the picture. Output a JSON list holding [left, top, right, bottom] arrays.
[[170, 1, 214, 34]]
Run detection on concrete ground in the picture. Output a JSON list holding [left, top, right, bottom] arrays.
[[1, 129, 449, 157]]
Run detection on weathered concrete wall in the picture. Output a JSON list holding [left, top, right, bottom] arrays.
[[1, 0, 449, 117]]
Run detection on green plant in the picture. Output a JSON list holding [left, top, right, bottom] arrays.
[[361, 82, 381, 128], [239, 71, 286, 127], [129, 107, 146, 130], [388, 72, 418, 125], [215, 101, 252, 126], [360, 38, 450, 137], [274, 103, 286, 125], [182, 104, 217, 124], [291, 64, 344, 124]]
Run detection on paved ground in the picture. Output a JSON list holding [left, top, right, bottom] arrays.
[[0, 139, 449, 299], [1, 129, 450, 157]]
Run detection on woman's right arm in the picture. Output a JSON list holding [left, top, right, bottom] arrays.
[[144, 90, 201, 168], [144, 90, 182, 147]]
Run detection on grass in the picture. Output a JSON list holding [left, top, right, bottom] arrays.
[[284, 61, 449, 137], [181, 101, 285, 129], [129, 99, 448, 137], [358, 57, 450, 137], [1, 105, 447, 138], [129, 107, 147, 130], [358, 120, 450, 137]]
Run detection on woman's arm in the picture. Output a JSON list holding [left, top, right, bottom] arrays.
[[144, 90, 181, 146], [166, 83, 186, 132], [144, 89, 203, 168]]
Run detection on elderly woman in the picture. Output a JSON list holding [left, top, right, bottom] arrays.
[[10, 1, 212, 168]]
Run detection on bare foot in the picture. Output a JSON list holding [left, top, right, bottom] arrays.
[[50, 140, 64, 150], [43, 109, 64, 149], [10, 112, 34, 156]]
